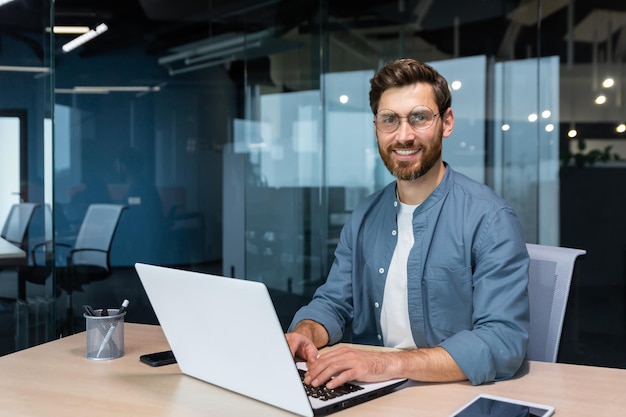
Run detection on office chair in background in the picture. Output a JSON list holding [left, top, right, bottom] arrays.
[[1, 203, 52, 296], [50, 204, 127, 334], [526, 243, 586, 363], [1, 203, 40, 252], [0, 202, 51, 350], [21, 204, 55, 288]]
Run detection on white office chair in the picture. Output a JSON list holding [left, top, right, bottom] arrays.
[[526, 243, 586, 363], [1, 203, 40, 250]]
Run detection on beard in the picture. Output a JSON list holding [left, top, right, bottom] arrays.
[[377, 128, 443, 181]]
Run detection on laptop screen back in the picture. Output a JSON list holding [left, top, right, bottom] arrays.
[[135, 263, 314, 417]]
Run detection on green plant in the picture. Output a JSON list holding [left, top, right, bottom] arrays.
[[561, 139, 621, 168]]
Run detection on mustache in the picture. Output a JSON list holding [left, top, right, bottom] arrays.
[[388, 141, 419, 148], [388, 143, 421, 152]]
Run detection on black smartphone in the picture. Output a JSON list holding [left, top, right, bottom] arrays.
[[139, 350, 177, 367]]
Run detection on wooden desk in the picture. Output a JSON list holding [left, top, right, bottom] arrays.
[[0, 236, 26, 267], [1, 323, 625, 416]]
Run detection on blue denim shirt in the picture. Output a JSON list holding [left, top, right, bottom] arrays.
[[289, 164, 530, 385]]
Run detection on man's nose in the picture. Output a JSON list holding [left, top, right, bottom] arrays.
[[396, 118, 416, 139]]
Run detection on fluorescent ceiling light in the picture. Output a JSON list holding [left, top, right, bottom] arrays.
[[159, 28, 301, 76], [0, 0, 17, 7], [51, 26, 91, 35], [55, 85, 162, 94], [62, 23, 108, 53], [167, 56, 234, 76], [55, 88, 108, 95], [0, 65, 51, 73], [159, 29, 274, 66], [184, 40, 262, 66]]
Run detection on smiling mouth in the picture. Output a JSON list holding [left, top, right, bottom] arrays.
[[394, 149, 419, 156]]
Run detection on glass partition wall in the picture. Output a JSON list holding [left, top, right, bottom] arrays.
[[0, 0, 54, 353], [1, 0, 624, 369]]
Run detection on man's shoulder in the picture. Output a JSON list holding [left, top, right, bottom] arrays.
[[446, 167, 510, 208]]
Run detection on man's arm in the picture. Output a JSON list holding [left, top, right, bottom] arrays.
[[302, 345, 467, 389], [392, 346, 466, 382], [287, 320, 467, 388]]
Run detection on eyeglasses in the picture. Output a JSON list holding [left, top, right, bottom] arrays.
[[374, 105, 443, 133]]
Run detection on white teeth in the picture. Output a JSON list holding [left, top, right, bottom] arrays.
[[396, 149, 418, 155]]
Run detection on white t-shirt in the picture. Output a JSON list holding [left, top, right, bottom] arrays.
[[380, 201, 418, 349]]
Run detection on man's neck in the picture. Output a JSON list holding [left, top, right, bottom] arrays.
[[396, 161, 446, 205]]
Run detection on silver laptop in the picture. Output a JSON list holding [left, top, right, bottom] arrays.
[[135, 263, 407, 417]]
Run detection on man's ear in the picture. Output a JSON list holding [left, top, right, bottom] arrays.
[[442, 108, 455, 138]]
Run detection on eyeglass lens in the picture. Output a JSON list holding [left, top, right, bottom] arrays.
[[375, 105, 439, 132]]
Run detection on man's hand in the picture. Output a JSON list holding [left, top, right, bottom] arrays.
[[286, 319, 330, 362], [286, 320, 467, 389], [302, 346, 396, 389], [285, 331, 320, 362], [303, 345, 467, 389]]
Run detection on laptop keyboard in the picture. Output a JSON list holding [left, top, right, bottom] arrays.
[[299, 369, 364, 401]]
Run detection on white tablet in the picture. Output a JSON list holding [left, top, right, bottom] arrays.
[[450, 394, 555, 417]]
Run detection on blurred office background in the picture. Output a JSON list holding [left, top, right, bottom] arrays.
[[0, 0, 624, 368]]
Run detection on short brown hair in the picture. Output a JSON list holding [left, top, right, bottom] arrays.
[[369, 58, 451, 115]]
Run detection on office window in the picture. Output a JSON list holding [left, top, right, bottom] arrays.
[[0, 115, 21, 219]]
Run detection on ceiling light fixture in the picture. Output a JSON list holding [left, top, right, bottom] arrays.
[[158, 28, 302, 76], [160, 30, 272, 66], [0, 0, 16, 7], [602, 77, 615, 88], [0, 65, 51, 73], [594, 94, 607, 105], [183, 40, 262, 66], [163, 57, 231, 76], [52, 26, 90, 35], [55, 85, 162, 94], [61, 23, 108, 53]]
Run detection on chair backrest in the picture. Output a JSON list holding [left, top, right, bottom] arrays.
[[70, 204, 127, 269], [28, 204, 54, 267], [526, 243, 586, 363], [1, 203, 40, 248]]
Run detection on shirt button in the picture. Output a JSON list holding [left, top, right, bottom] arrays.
[[378, 267, 384, 274], [377, 334, 382, 340], [391, 230, 397, 236], [374, 302, 380, 308], [394, 201, 398, 207]]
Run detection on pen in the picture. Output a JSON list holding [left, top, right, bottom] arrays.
[[85, 304, 113, 343], [117, 299, 129, 315], [83, 305, 96, 317], [96, 299, 129, 358]]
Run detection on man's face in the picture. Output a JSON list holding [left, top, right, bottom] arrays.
[[374, 83, 453, 181]]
